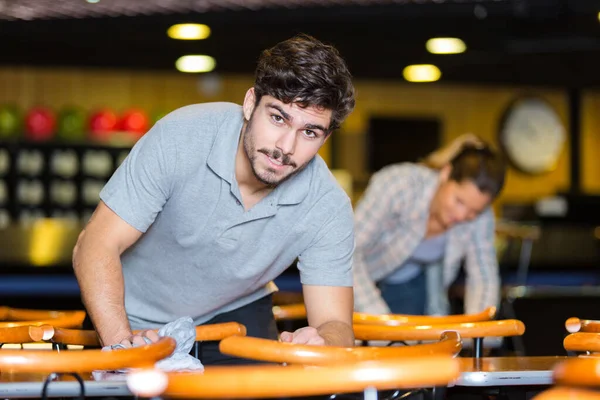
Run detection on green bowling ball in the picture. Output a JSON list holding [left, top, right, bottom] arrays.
[[0, 105, 22, 139], [57, 107, 86, 141]]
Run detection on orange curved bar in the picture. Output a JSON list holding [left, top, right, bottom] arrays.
[[565, 318, 600, 333], [354, 319, 525, 341], [30, 321, 248, 348], [134, 322, 248, 341], [534, 387, 600, 400], [194, 322, 247, 341], [219, 331, 461, 365], [5, 308, 81, 321], [354, 307, 497, 327], [272, 304, 307, 321], [31, 325, 101, 346], [0, 326, 49, 344], [563, 332, 600, 353], [0, 337, 175, 373], [145, 357, 460, 398], [553, 357, 600, 387], [0, 309, 86, 329], [274, 304, 498, 326]]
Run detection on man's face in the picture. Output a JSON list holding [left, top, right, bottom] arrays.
[[242, 88, 332, 187], [430, 171, 492, 229]]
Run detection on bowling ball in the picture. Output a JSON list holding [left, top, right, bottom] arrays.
[[0, 105, 22, 139], [25, 107, 57, 142], [120, 108, 150, 139], [57, 107, 86, 142], [89, 109, 119, 143]]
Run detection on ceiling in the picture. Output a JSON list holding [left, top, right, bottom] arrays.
[[2, 0, 600, 87]]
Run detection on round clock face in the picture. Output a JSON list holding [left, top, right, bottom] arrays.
[[499, 97, 566, 174]]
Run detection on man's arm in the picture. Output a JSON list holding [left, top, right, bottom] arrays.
[[352, 254, 392, 315], [352, 166, 411, 315], [73, 201, 153, 347], [280, 285, 354, 347], [75, 119, 175, 346], [464, 208, 500, 314]]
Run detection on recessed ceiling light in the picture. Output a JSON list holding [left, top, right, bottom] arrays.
[[86, 0, 100, 3], [175, 55, 216, 73], [402, 64, 441, 83], [426, 37, 466, 54], [167, 24, 211, 40]]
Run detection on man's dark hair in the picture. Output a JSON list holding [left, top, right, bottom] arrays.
[[254, 34, 355, 132], [449, 144, 507, 198]]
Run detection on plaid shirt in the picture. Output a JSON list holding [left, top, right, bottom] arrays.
[[353, 163, 499, 316]]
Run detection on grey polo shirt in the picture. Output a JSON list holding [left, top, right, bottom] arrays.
[[99, 102, 354, 329]]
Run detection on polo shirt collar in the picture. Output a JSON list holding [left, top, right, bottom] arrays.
[[206, 108, 244, 185], [271, 158, 313, 206]]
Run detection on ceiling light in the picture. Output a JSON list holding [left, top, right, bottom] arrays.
[[402, 64, 441, 83], [86, 0, 100, 3], [167, 24, 211, 40], [175, 55, 216, 73], [426, 37, 466, 54]]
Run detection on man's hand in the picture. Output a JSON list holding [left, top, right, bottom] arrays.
[[450, 133, 484, 152], [279, 327, 325, 346], [115, 329, 160, 348], [423, 133, 484, 169]]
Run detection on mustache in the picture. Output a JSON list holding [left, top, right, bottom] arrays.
[[258, 149, 297, 168]]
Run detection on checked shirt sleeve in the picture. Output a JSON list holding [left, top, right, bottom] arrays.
[[464, 208, 501, 314], [352, 166, 412, 314]]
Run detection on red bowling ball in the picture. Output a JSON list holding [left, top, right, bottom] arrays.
[[120, 108, 150, 139], [89, 109, 119, 142], [25, 107, 57, 142]]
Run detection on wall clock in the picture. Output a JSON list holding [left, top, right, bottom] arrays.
[[498, 97, 566, 175]]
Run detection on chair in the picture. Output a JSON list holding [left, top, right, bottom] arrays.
[[354, 319, 525, 358], [533, 387, 600, 400], [218, 330, 461, 365], [0, 325, 53, 346], [127, 357, 461, 399], [0, 336, 176, 373], [531, 357, 600, 400], [34, 322, 247, 354], [0, 336, 176, 399], [0, 307, 85, 329], [191, 322, 246, 341], [273, 303, 497, 326], [553, 357, 600, 387], [563, 332, 600, 354], [272, 303, 307, 321], [354, 306, 497, 327], [32, 325, 101, 349], [565, 317, 600, 333], [495, 221, 541, 286], [184, 322, 247, 360]]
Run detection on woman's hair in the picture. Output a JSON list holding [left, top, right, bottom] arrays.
[[253, 34, 355, 133], [449, 144, 507, 198]]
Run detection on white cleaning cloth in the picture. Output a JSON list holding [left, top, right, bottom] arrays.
[[92, 316, 203, 380]]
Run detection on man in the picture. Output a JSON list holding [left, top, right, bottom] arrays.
[[353, 137, 506, 317], [72, 34, 356, 364]]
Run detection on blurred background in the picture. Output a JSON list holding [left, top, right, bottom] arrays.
[[1, 0, 600, 355]]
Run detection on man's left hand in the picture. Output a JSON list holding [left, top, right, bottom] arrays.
[[280, 326, 325, 345]]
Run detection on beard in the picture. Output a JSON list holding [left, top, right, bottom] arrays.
[[242, 116, 309, 187]]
